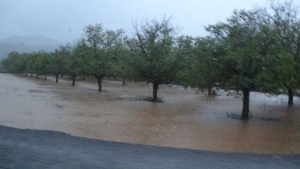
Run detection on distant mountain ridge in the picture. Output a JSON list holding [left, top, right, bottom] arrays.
[[0, 35, 61, 47], [0, 35, 62, 60]]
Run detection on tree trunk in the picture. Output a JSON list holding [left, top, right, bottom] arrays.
[[25, 73, 27, 76], [82, 75, 86, 80], [96, 76, 103, 92], [288, 88, 293, 106], [241, 88, 250, 120], [72, 76, 75, 86], [31, 73, 33, 77], [36, 74, 39, 79], [208, 87, 212, 96], [56, 74, 59, 83], [153, 82, 159, 102], [122, 76, 126, 85], [44, 74, 47, 80]]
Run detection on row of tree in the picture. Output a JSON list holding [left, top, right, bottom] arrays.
[[1, 26, 130, 89], [2, 1, 300, 120]]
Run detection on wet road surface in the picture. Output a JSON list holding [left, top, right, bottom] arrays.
[[1, 125, 299, 169], [0, 73, 300, 153]]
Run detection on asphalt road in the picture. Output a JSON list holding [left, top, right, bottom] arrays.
[[0, 125, 299, 169]]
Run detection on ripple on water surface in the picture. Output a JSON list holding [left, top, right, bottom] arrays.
[[0, 73, 299, 153]]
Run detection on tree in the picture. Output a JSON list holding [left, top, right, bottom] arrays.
[[1, 51, 22, 73], [29, 52, 42, 78], [174, 36, 195, 89], [63, 42, 84, 86], [39, 52, 53, 80], [191, 37, 223, 95], [26, 53, 38, 77], [52, 46, 68, 83], [257, 1, 300, 105], [31, 51, 52, 79], [19, 53, 29, 76], [2, 52, 31, 76], [32, 52, 42, 78], [115, 36, 132, 86], [207, 9, 283, 119], [130, 17, 181, 102], [83, 24, 125, 92], [117, 47, 131, 85]]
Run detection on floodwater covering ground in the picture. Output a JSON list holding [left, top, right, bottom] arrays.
[[0, 73, 299, 153]]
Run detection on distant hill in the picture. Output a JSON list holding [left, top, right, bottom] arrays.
[[0, 35, 62, 60], [0, 35, 61, 47]]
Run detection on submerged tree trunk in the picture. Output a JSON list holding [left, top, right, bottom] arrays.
[[44, 74, 47, 80], [153, 82, 159, 102], [288, 88, 293, 106], [56, 74, 59, 83], [241, 88, 250, 120], [208, 86, 212, 96], [96, 76, 103, 92], [36, 74, 39, 79], [122, 76, 126, 85], [25, 73, 28, 76], [72, 76, 76, 86], [31, 73, 33, 77]]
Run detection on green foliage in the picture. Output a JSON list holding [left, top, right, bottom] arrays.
[[206, 9, 285, 93], [1, 52, 29, 74], [63, 42, 84, 77], [83, 24, 126, 78], [256, 50, 298, 94], [189, 37, 223, 90], [34, 51, 53, 76], [26, 53, 38, 74], [52, 45, 68, 76], [114, 43, 133, 81], [174, 36, 195, 88], [1, 52, 20, 73], [267, 1, 300, 90], [130, 17, 181, 84]]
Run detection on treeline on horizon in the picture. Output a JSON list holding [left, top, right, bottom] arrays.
[[1, 1, 300, 120]]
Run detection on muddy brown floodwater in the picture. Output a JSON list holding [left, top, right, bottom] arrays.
[[0, 73, 299, 154]]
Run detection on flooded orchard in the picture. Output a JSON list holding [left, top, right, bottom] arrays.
[[0, 73, 299, 154]]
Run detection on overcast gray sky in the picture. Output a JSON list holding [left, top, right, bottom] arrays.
[[0, 0, 296, 43]]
